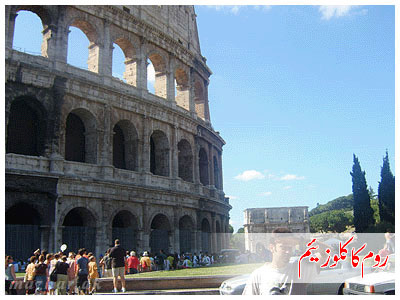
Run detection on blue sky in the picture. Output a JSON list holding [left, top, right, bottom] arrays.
[[11, 5, 395, 233]]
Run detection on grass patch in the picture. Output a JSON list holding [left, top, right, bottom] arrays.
[[16, 263, 264, 279], [125, 263, 263, 278]]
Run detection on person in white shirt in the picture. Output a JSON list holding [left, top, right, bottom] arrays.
[[243, 228, 327, 295], [201, 254, 211, 266]]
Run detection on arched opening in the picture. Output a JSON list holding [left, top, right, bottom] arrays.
[[201, 218, 211, 253], [148, 53, 167, 98], [112, 210, 138, 251], [179, 216, 194, 254], [6, 97, 47, 156], [62, 207, 96, 253], [175, 68, 190, 110], [6, 203, 42, 261], [150, 130, 169, 177], [178, 139, 193, 182], [113, 120, 138, 171], [150, 214, 171, 253], [194, 81, 207, 120], [65, 109, 97, 164], [12, 10, 43, 55], [67, 20, 98, 72], [112, 43, 126, 82], [147, 59, 156, 94], [199, 148, 209, 186], [113, 38, 137, 86], [213, 156, 220, 189], [216, 221, 221, 253], [113, 123, 126, 169]]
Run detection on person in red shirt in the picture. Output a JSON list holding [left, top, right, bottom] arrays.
[[127, 251, 140, 274]]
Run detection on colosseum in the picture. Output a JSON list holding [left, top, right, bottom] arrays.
[[5, 5, 231, 261]]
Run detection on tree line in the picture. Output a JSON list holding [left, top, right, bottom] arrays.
[[351, 151, 395, 232]]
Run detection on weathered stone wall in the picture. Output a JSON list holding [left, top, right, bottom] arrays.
[[5, 5, 230, 259]]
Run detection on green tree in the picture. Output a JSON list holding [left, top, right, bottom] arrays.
[[351, 154, 374, 232], [230, 227, 245, 252], [310, 210, 353, 233], [378, 151, 395, 225]]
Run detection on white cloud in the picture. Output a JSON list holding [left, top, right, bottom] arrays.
[[226, 195, 237, 200], [283, 186, 292, 190], [208, 5, 272, 15], [280, 174, 305, 181], [261, 192, 272, 197], [234, 170, 265, 181], [319, 6, 355, 20], [147, 61, 155, 83]]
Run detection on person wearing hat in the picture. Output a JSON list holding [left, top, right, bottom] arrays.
[[243, 228, 328, 295], [140, 252, 151, 272]]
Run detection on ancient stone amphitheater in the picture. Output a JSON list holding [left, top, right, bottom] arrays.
[[5, 5, 231, 260]]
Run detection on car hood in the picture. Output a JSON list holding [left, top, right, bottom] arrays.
[[346, 271, 395, 286], [223, 274, 250, 287]]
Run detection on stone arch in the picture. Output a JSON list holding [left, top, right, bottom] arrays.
[[111, 210, 139, 251], [150, 130, 170, 177], [65, 108, 97, 164], [6, 96, 47, 156], [113, 120, 139, 171], [175, 67, 190, 110], [194, 80, 207, 120], [178, 139, 193, 182], [201, 218, 211, 253], [213, 155, 220, 189], [113, 37, 138, 86], [150, 213, 171, 253], [6, 202, 43, 260], [179, 215, 195, 254], [199, 147, 209, 186], [61, 206, 97, 253], [67, 17, 100, 73], [11, 6, 54, 57], [148, 51, 167, 98]]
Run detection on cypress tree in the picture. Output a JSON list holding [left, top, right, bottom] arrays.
[[378, 151, 395, 224], [351, 154, 375, 232]]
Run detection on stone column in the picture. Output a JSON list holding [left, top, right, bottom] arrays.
[[99, 20, 113, 77], [5, 9, 17, 50], [189, 67, 196, 114], [41, 25, 58, 59], [166, 56, 175, 102], [211, 213, 216, 254], [101, 105, 114, 179], [218, 152, 224, 190], [193, 140, 200, 184], [208, 143, 214, 187], [137, 38, 148, 91], [171, 125, 179, 178], [204, 81, 211, 122], [141, 203, 150, 251], [141, 115, 151, 175], [173, 209, 180, 253]]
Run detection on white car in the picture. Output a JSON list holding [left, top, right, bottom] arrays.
[[343, 254, 395, 295], [219, 258, 371, 295]]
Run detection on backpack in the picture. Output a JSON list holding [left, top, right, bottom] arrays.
[[104, 255, 112, 270]]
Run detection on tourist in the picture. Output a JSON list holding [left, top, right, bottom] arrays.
[[88, 256, 99, 294], [34, 255, 48, 295], [54, 255, 69, 295], [202, 253, 211, 266], [76, 248, 89, 295], [66, 252, 77, 295], [182, 256, 192, 268], [100, 249, 112, 278], [140, 251, 151, 272], [5, 255, 17, 295], [242, 228, 327, 295], [109, 239, 127, 293], [166, 253, 174, 270], [47, 253, 57, 295], [193, 253, 199, 267], [155, 249, 166, 271], [24, 256, 37, 295], [127, 251, 140, 274]]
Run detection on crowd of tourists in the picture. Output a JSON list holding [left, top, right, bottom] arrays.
[[5, 240, 218, 295]]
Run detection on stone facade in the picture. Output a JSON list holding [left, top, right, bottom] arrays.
[[5, 5, 231, 260], [244, 206, 309, 253]]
